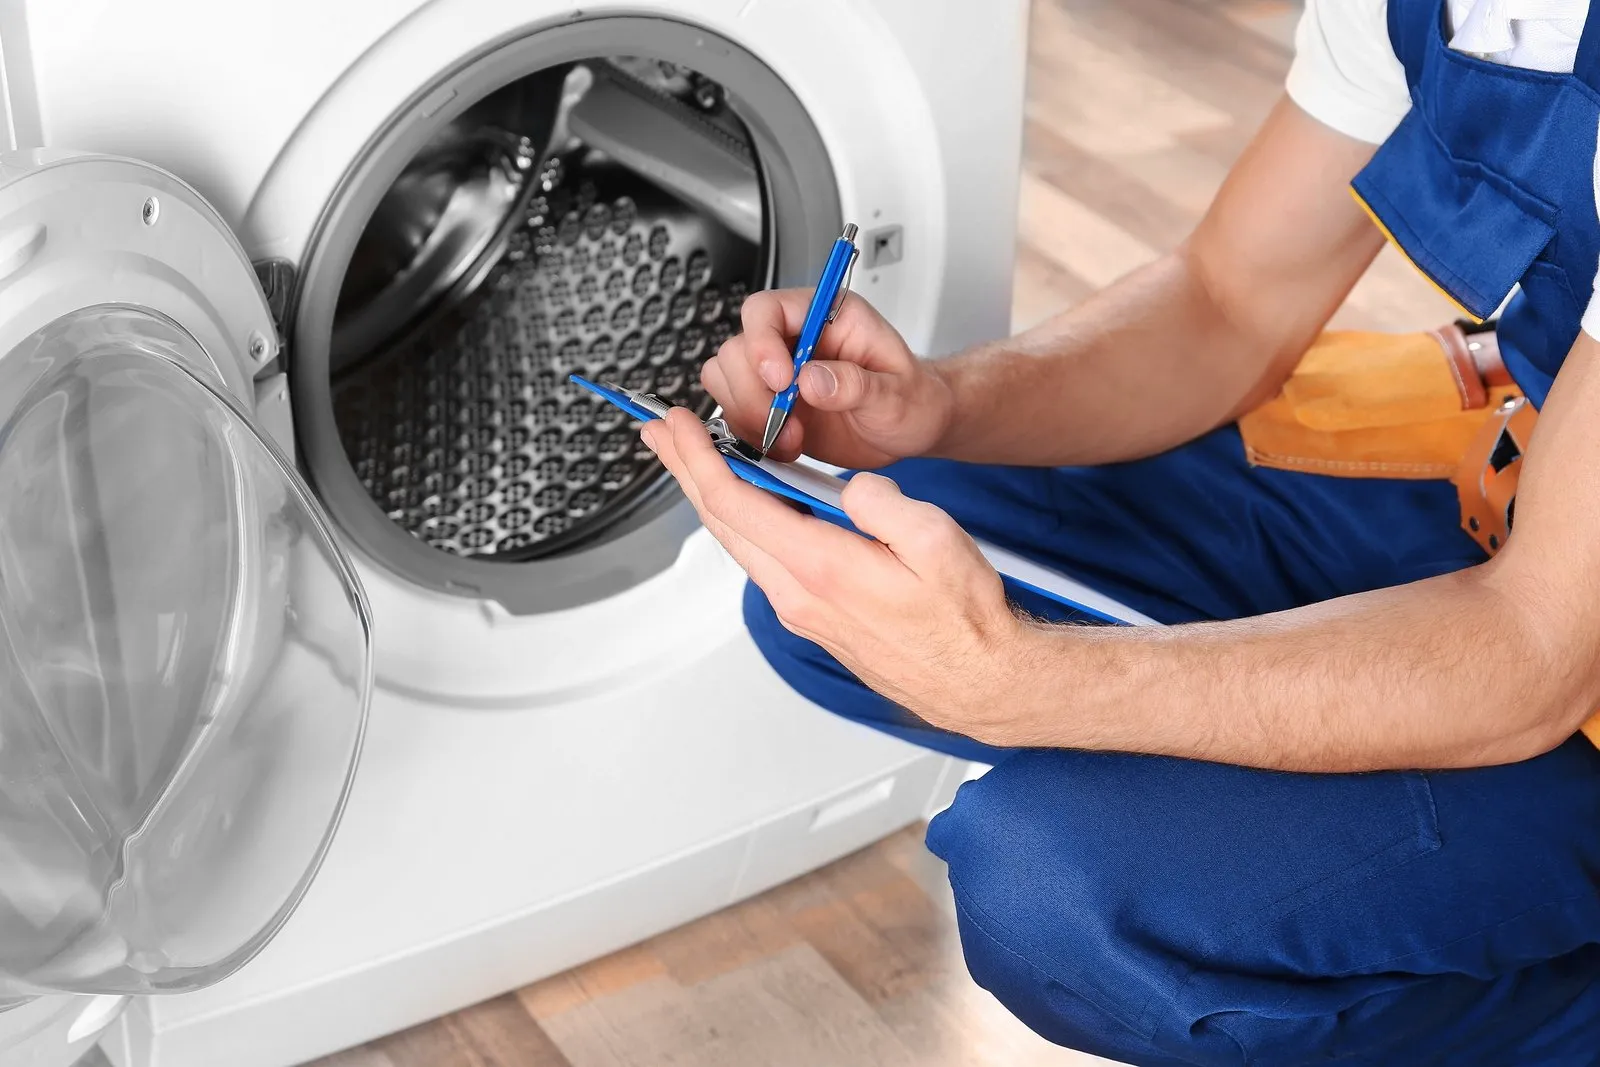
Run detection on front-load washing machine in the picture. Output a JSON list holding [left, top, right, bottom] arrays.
[[2, 1, 1028, 1064]]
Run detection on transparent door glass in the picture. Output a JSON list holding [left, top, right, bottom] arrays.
[[0, 307, 371, 998]]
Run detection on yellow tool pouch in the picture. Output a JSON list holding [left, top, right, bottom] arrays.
[[1237, 325, 1600, 748], [1235, 326, 1519, 479]]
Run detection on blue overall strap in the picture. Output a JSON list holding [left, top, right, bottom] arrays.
[[1387, 0, 1436, 89], [1393, 0, 1600, 94], [1573, 1, 1600, 90]]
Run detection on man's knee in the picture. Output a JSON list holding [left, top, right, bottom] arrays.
[[742, 579, 845, 701], [928, 758, 1394, 1064], [742, 578, 799, 667], [927, 750, 1600, 1065], [743, 579, 1015, 763], [743, 578, 885, 727], [927, 752, 1202, 1059]]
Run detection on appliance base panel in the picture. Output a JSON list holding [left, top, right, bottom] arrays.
[[100, 633, 958, 1067]]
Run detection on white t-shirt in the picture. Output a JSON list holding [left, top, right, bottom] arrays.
[[1286, 0, 1600, 335]]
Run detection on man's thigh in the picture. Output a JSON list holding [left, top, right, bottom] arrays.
[[927, 737, 1600, 1066], [874, 424, 1484, 623]]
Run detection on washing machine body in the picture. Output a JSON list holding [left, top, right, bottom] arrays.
[[13, 2, 1029, 1064]]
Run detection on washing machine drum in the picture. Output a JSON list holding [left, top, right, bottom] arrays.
[[0, 168, 372, 1001]]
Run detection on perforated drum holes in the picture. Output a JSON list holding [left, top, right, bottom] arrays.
[[331, 148, 758, 561]]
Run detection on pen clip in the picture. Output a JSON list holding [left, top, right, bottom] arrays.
[[827, 245, 859, 324]]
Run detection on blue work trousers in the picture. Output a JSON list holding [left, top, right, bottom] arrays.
[[744, 425, 1600, 1065]]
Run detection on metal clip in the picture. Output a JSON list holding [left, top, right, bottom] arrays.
[[832, 247, 857, 323], [603, 379, 763, 460], [634, 393, 674, 420], [706, 416, 765, 462], [601, 382, 673, 420]]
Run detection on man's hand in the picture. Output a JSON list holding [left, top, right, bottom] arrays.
[[642, 407, 1033, 743], [702, 290, 954, 468]]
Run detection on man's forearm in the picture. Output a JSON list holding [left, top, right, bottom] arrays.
[[1006, 562, 1596, 772], [925, 250, 1280, 466]]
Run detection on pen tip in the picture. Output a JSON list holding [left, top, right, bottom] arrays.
[[761, 409, 786, 455]]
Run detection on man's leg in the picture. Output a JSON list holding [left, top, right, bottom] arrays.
[[743, 425, 1600, 1060], [928, 738, 1600, 1065]]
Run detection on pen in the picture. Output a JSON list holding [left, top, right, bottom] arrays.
[[760, 223, 860, 454]]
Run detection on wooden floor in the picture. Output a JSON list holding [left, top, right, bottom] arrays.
[[277, 1, 1447, 1065], [308, 824, 1101, 1067]]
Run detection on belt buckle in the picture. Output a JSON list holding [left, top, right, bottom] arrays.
[[1453, 394, 1534, 555]]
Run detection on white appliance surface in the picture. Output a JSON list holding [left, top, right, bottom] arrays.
[[8, 0, 1029, 1062]]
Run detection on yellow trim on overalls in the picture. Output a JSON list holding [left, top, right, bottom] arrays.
[[1349, 187, 1487, 325]]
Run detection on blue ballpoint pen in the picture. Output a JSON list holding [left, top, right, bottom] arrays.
[[760, 223, 860, 454]]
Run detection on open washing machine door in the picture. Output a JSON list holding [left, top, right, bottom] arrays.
[[0, 151, 373, 1065]]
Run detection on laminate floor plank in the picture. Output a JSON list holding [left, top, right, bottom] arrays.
[[1026, 2, 1235, 158], [1042, 0, 1287, 128], [369, 995, 574, 1067], [1012, 241, 1096, 333], [303, 1050, 398, 1067], [536, 946, 921, 1067], [1019, 171, 1160, 289], [1024, 118, 1201, 252], [1226, 0, 1303, 47]]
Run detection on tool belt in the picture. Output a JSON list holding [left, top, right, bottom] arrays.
[[1440, 324, 1533, 557], [1236, 321, 1524, 553], [1237, 324, 1600, 747]]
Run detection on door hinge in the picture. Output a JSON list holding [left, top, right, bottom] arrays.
[[253, 257, 297, 347]]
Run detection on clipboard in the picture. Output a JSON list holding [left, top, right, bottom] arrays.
[[571, 375, 1157, 627]]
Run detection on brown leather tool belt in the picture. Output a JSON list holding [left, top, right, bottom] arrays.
[[1436, 322, 1535, 558]]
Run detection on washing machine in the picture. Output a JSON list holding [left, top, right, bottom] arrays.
[[0, 0, 1028, 1063]]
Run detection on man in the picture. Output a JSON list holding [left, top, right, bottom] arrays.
[[643, 0, 1600, 1062]]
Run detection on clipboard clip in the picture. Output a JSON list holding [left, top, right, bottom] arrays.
[[618, 388, 674, 421], [596, 380, 765, 463], [706, 416, 766, 463]]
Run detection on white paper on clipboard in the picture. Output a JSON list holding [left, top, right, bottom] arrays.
[[761, 458, 1160, 627]]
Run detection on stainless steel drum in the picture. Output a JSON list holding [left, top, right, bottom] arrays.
[[328, 59, 761, 561], [289, 20, 842, 611]]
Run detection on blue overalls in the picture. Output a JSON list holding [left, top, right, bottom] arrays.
[[743, 1, 1600, 1062]]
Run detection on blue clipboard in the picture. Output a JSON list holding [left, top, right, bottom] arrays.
[[571, 375, 1155, 627]]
